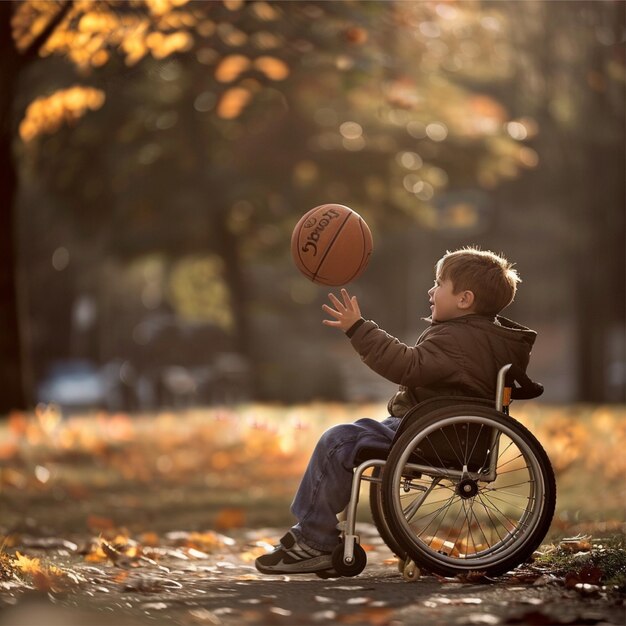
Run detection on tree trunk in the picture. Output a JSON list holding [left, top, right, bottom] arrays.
[[570, 4, 625, 402], [504, 0, 625, 402], [180, 108, 258, 398], [0, 5, 26, 413]]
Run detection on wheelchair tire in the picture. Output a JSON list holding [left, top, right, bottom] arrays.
[[381, 405, 556, 577], [369, 467, 407, 561], [331, 543, 367, 577]]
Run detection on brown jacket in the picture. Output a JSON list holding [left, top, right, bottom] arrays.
[[348, 314, 537, 417]]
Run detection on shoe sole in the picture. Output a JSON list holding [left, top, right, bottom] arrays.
[[255, 554, 333, 575]]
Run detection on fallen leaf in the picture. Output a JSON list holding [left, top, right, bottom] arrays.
[[12, 551, 74, 592], [337, 607, 394, 625], [13, 552, 44, 575], [505, 572, 543, 584], [578, 565, 602, 584], [559, 536, 592, 552], [456, 570, 493, 584]]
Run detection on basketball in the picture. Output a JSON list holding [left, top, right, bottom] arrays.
[[291, 204, 373, 286]]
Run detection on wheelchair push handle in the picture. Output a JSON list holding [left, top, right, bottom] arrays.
[[496, 364, 544, 412]]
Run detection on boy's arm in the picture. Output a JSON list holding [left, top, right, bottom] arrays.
[[323, 291, 460, 388], [348, 319, 461, 389]]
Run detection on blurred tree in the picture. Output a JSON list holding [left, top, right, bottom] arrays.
[[0, 0, 73, 413], [491, 1, 625, 401], [6, 0, 527, 408], [7, 0, 601, 408]]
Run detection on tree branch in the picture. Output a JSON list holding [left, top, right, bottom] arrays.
[[21, 0, 74, 66]]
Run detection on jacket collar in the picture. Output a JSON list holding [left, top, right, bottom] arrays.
[[422, 313, 495, 325], [422, 313, 536, 346]]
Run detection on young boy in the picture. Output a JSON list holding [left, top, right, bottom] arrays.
[[255, 247, 537, 575]]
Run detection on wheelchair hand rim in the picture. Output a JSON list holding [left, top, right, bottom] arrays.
[[389, 414, 547, 570]]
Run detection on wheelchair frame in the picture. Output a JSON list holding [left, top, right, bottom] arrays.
[[334, 364, 555, 578]]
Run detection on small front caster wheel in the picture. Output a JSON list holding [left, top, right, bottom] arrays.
[[331, 543, 367, 577], [402, 559, 421, 582]]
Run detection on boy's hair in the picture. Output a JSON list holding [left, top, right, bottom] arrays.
[[436, 247, 521, 316]]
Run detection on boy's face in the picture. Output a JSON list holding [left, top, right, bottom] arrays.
[[428, 277, 473, 322]]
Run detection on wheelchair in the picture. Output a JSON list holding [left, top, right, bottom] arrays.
[[321, 364, 556, 580]]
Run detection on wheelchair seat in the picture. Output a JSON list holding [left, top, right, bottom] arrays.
[[354, 396, 494, 468]]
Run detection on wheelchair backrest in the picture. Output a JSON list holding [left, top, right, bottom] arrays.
[[390, 365, 543, 473]]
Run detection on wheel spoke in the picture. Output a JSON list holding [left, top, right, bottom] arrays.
[[475, 492, 507, 545], [484, 479, 534, 490], [408, 492, 457, 528], [468, 498, 493, 550], [479, 491, 535, 512], [386, 411, 552, 575], [497, 440, 515, 462], [438, 426, 464, 468], [459, 499, 478, 557], [496, 466, 531, 475], [479, 491, 532, 532], [400, 494, 456, 507], [436, 496, 465, 549], [466, 423, 485, 467], [496, 452, 525, 471]]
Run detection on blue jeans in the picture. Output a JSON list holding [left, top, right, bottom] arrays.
[[290, 417, 401, 552]]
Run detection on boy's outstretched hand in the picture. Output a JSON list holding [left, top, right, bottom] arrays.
[[322, 288, 362, 333]]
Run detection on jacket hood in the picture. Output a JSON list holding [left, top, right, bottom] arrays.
[[424, 313, 537, 349]]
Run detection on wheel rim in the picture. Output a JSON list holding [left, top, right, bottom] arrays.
[[390, 415, 546, 571]]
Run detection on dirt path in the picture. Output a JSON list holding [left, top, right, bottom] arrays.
[[1, 525, 623, 626]]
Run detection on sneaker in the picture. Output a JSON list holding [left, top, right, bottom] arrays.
[[255, 531, 333, 574]]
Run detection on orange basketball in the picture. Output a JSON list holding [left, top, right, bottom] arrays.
[[291, 204, 373, 286]]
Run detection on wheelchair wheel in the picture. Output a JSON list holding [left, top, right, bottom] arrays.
[[331, 543, 367, 577], [382, 406, 556, 577], [369, 467, 407, 561]]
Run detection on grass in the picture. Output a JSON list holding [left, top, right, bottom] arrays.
[[534, 536, 626, 590]]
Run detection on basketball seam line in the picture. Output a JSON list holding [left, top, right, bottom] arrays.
[[313, 211, 354, 283], [295, 207, 319, 278]]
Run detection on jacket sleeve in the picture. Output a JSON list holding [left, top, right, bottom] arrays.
[[349, 320, 462, 388]]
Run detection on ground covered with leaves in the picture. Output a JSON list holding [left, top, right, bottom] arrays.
[[0, 403, 625, 625]]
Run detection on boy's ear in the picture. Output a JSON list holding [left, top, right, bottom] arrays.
[[457, 290, 475, 310]]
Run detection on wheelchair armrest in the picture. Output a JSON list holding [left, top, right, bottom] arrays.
[[505, 364, 544, 400]]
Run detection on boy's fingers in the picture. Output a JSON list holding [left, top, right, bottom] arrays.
[[328, 292, 345, 310], [341, 288, 352, 308], [321, 304, 341, 318], [322, 319, 340, 327]]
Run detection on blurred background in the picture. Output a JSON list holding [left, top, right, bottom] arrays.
[[1, 0, 624, 416]]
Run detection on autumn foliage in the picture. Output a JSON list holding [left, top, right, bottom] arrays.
[[1, 402, 625, 534], [0, 403, 624, 624]]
